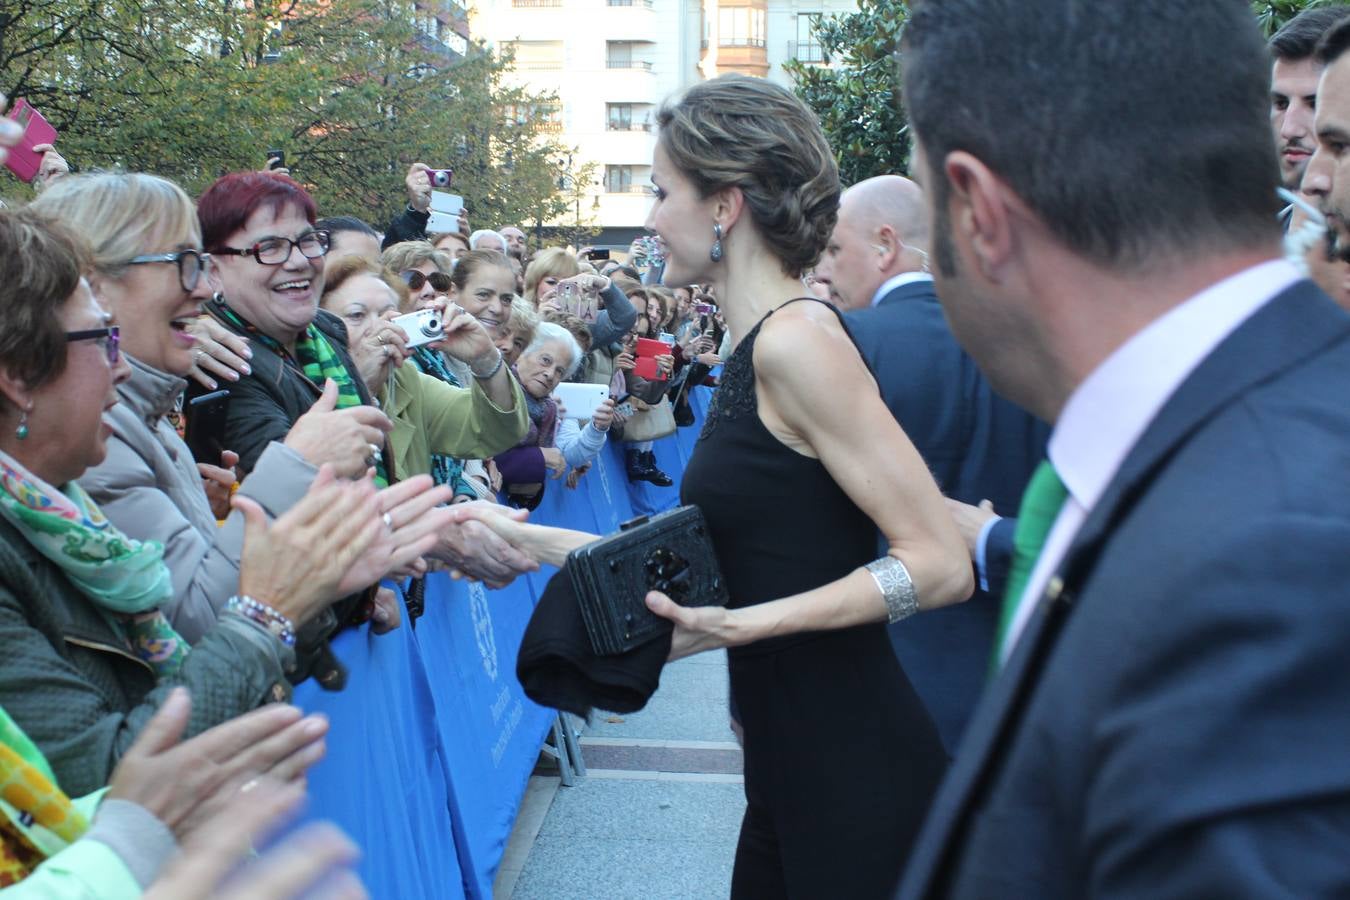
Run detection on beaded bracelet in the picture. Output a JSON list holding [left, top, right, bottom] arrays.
[[226, 595, 297, 647]]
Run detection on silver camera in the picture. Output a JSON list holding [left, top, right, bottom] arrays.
[[392, 308, 444, 348]]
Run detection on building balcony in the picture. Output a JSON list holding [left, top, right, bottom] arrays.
[[511, 0, 563, 7], [606, 59, 653, 70], [607, 0, 654, 6], [720, 38, 766, 47], [787, 40, 825, 64], [717, 44, 768, 77], [605, 121, 652, 132]]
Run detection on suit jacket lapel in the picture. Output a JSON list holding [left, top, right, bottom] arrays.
[[898, 280, 1350, 898]]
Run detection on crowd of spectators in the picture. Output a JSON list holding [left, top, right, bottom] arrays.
[[7, 0, 1350, 895], [0, 104, 724, 896]]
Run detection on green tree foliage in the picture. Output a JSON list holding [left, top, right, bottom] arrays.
[[0, 0, 570, 231], [785, 0, 1326, 188], [785, 0, 909, 187], [1253, 0, 1345, 36]]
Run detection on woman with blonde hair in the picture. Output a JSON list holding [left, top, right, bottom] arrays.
[[525, 248, 638, 348]]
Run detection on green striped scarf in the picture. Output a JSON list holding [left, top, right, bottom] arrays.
[[213, 301, 387, 486]]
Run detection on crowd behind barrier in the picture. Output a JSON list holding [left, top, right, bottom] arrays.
[[291, 382, 716, 899]]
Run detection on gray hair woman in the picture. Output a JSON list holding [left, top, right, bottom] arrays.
[[493, 322, 583, 508]]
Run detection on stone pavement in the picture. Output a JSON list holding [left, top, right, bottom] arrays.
[[496, 649, 746, 899]]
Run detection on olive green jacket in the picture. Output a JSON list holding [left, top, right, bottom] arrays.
[[383, 363, 528, 481]]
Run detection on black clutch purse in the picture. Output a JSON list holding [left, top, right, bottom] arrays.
[[566, 506, 730, 656]]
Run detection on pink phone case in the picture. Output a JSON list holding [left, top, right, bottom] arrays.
[[4, 100, 58, 183]]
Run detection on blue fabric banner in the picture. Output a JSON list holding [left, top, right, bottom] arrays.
[[414, 575, 555, 899], [293, 619, 467, 899], [290, 386, 715, 898]]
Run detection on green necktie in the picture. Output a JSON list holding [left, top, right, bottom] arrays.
[[993, 460, 1069, 667]]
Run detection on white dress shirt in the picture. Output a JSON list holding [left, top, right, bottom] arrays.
[[870, 271, 934, 307], [999, 259, 1300, 664]]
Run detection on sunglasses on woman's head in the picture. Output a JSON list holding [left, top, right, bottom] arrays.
[[401, 270, 453, 293]]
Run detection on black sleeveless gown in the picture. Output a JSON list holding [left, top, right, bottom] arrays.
[[681, 300, 948, 898]]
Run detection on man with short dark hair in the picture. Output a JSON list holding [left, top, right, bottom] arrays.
[[896, 1, 1350, 897], [1270, 7, 1350, 190], [1303, 15, 1350, 252]]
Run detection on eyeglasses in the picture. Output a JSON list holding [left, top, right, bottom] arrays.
[[400, 270, 453, 293], [127, 249, 212, 292], [65, 325, 120, 366], [215, 230, 330, 265]]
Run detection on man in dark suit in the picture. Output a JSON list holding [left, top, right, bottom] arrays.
[[895, 1, 1350, 896], [815, 175, 1048, 752]]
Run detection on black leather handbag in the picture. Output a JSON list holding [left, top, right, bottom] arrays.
[[566, 506, 730, 656]]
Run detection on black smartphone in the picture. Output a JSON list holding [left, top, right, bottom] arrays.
[[585, 248, 611, 261], [185, 389, 231, 464], [266, 149, 286, 170]]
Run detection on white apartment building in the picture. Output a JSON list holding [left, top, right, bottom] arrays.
[[472, 0, 856, 246]]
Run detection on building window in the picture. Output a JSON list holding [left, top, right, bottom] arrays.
[[606, 41, 653, 70], [607, 104, 633, 130], [718, 7, 766, 47], [606, 104, 651, 131], [605, 165, 634, 193], [795, 13, 823, 62], [503, 40, 565, 70], [504, 101, 563, 132]]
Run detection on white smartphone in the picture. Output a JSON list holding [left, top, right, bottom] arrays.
[[552, 382, 610, 419], [430, 190, 464, 214], [658, 332, 676, 346]]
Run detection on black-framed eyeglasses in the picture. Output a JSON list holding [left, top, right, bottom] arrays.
[[127, 249, 212, 292], [65, 326, 120, 366], [215, 230, 330, 265], [401, 269, 453, 293]]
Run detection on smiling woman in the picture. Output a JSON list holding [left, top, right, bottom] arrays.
[[31, 173, 341, 645], [316, 255, 529, 485], [0, 206, 391, 799]]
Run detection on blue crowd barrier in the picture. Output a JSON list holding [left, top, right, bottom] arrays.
[[291, 384, 716, 898]]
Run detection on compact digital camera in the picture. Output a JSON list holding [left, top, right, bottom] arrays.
[[392, 308, 444, 348], [429, 168, 453, 187]]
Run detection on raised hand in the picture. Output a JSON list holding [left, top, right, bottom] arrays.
[[284, 379, 393, 479]]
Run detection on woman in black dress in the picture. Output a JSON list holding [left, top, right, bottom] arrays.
[[461, 74, 973, 898]]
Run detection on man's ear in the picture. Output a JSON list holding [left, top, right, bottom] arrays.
[[873, 224, 901, 271], [944, 150, 1018, 281]]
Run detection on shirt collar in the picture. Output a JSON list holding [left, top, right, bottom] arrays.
[[870, 271, 934, 307], [1050, 259, 1299, 512]]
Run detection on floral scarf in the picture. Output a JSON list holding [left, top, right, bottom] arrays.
[[0, 451, 187, 675], [0, 706, 86, 885]]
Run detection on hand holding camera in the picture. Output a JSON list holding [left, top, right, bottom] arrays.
[[405, 162, 434, 213], [417, 302, 497, 372]]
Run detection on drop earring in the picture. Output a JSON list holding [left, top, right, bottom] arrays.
[[15, 406, 29, 441], [709, 223, 724, 263]]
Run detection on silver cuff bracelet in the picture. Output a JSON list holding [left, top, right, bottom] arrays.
[[865, 556, 919, 624]]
